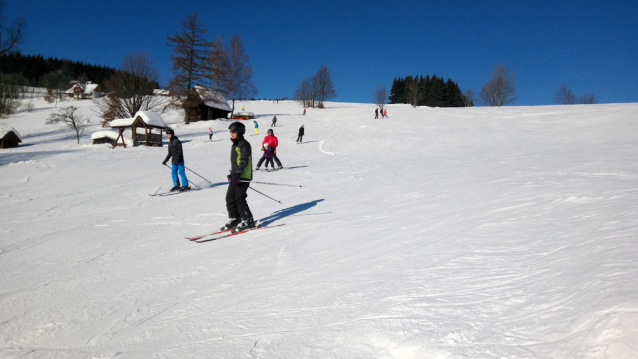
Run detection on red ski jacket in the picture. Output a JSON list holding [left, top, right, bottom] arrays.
[[262, 134, 278, 149]]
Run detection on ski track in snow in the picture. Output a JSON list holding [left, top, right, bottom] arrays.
[[1, 99, 638, 358]]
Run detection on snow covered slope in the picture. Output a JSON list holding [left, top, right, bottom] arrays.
[[1, 99, 637, 358]]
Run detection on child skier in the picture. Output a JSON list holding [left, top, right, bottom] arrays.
[[254, 120, 259, 135], [262, 143, 275, 169], [208, 127, 213, 141]]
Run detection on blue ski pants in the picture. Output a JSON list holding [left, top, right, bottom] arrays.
[[172, 163, 189, 187]]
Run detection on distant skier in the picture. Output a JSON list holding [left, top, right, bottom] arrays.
[[270, 116, 277, 127], [208, 127, 213, 141], [254, 120, 259, 135], [303, 108, 306, 116], [297, 125, 304, 144], [220, 122, 255, 231], [255, 129, 283, 170], [162, 128, 190, 192], [375, 108, 379, 119], [383, 109, 388, 118], [262, 143, 275, 170]]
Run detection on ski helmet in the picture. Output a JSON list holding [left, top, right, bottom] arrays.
[[228, 121, 246, 135], [264, 143, 269, 148], [267, 129, 274, 134], [165, 128, 174, 135]]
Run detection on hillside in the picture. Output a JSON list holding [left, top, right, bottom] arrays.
[[1, 99, 638, 358]]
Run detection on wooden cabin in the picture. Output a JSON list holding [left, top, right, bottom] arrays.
[[109, 111, 165, 148], [0, 127, 22, 148], [91, 131, 120, 146], [187, 86, 232, 122]]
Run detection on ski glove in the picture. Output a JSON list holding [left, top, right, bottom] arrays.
[[228, 171, 241, 184], [162, 160, 167, 165]]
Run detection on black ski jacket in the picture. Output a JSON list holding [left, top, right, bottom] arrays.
[[298, 127, 305, 136], [164, 136, 185, 164], [230, 136, 253, 181]]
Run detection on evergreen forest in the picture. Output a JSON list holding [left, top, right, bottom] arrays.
[[0, 52, 118, 87], [389, 75, 466, 107]]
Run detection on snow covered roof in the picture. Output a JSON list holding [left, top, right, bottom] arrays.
[[194, 86, 232, 112], [90, 130, 119, 140], [109, 111, 166, 129], [65, 82, 101, 94], [153, 89, 170, 96], [0, 126, 22, 141]]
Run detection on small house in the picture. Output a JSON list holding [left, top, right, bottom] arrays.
[[109, 111, 166, 148], [66, 82, 103, 99], [91, 130, 121, 146], [187, 86, 232, 122], [0, 127, 22, 148]]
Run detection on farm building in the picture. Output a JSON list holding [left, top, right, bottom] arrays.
[[109, 111, 165, 148], [66, 82, 103, 99], [0, 127, 22, 148], [186, 86, 232, 122]]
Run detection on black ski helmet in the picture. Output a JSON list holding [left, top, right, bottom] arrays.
[[228, 121, 246, 135], [165, 128, 174, 135], [267, 129, 274, 134]]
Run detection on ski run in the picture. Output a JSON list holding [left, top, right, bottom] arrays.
[[1, 98, 638, 358]]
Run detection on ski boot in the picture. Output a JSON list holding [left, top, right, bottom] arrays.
[[220, 218, 241, 231], [170, 186, 181, 192], [180, 186, 191, 191], [233, 218, 256, 232]]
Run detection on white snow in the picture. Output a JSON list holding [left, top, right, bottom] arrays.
[[90, 130, 119, 140], [1, 98, 637, 358]]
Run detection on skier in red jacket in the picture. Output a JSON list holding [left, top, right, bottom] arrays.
[[255, 129, 283, 170]]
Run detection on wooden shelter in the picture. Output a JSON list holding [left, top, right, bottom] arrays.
[[91, 131, 119, 146], [0, 127, 22, 148], [187, 86, 232, 122], [109, 111, 165, 148]]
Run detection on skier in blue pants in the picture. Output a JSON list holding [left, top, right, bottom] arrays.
[[162, 128, 190, 192]]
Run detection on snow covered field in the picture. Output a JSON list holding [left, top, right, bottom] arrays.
[[1, 98, 637, 358]]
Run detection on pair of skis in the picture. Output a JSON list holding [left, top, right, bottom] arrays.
[[186, 222, 285, 243]]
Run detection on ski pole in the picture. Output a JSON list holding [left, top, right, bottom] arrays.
[[248, 186, 282, 204], [244, 180, 302, 188], [184, 166, 212, 184]]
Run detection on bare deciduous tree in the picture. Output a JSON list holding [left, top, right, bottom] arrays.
[[0, 72, 27, 116], [45, 105, 91, 144], [479, 64, 516, 107], [167, 13, 212, 124], [207, 35, 230, 92], [463, 88, 475, 107], [94, 52, 166, 126], [0, 0, 26, 56], [223, 34, 257, 116], [554, 84, 578, 104], [372, 85, 388, 110], [39, 70, 68, 106], [293, 77, 314, 108], [313, 65, 336, 108], [405, 77, 420, 107], [579, 93, 597, 104]]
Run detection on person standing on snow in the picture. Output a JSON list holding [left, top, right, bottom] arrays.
[[255, 129, 283, 170], [383, 109, 388, 118], [375, 108, 379, 119], [296, 125, 304, 144], [262, 143, 275, 170], [162, 128, 190, 192], [220, 122, 255, 231], [303, 108, 306, 116], [208, 127, 213, 141], [254, 120, 259, 135], [270, 116, 277, 127]]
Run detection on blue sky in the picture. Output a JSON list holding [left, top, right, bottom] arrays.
[[6, 0, 637, 105]]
